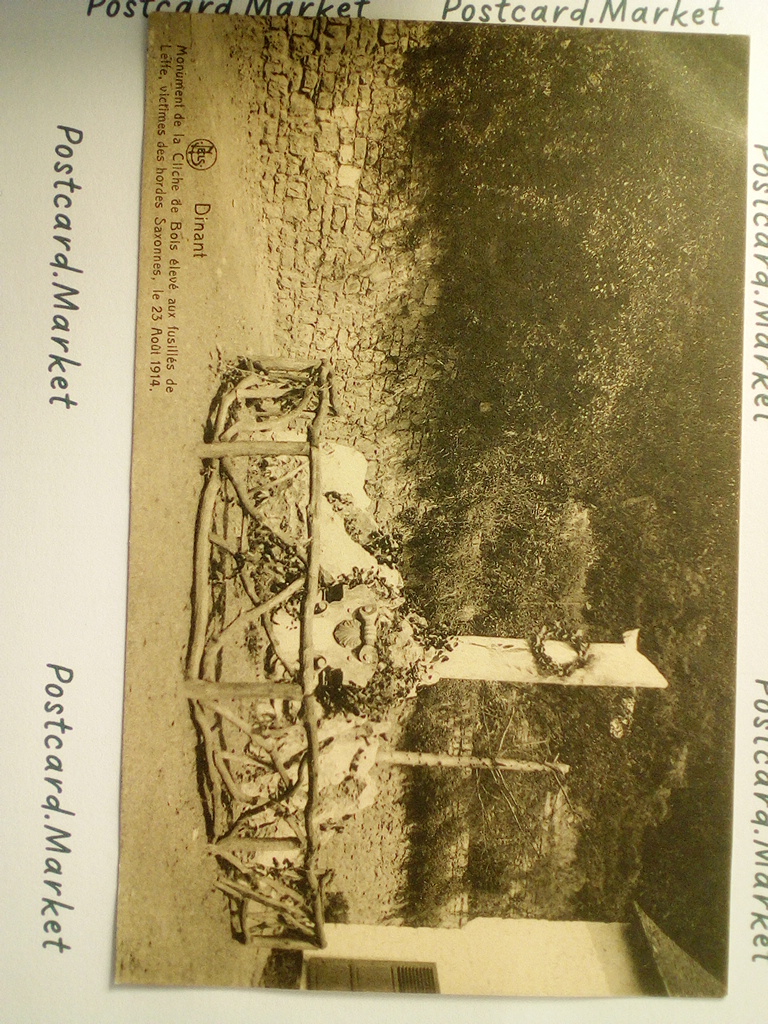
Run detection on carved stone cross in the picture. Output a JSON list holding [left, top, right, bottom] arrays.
[[426, 628, 668, 689]]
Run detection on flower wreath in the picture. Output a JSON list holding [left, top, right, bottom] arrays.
[[528, 623, 590, 678]]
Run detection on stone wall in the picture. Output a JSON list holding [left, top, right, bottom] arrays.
[[237, 16, 444, 522]]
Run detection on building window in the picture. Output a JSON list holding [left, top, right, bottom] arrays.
[[306, 958, 439, 993]]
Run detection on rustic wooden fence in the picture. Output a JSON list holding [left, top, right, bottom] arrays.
[[186, 358, 336, 950]]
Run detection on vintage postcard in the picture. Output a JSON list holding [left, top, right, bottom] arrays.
[[116, 13, 746, 996]]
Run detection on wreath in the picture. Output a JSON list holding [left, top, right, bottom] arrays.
[[528, 622, 590, 678]]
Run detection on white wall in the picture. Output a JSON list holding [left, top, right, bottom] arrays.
[[307, 918, 647, 996]]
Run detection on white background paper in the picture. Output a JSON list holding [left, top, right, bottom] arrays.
[[2, 1, 767, 1021]]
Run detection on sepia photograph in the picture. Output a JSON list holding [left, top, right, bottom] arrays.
[[116, 13, 746, 996]]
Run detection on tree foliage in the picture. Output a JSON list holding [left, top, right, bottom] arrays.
[[395, 26, 747, 978]]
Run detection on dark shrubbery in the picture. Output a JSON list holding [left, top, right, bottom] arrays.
[[393, 27, 746, 978]]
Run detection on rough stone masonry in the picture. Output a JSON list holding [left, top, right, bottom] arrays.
[[236, 16, 445, 523]]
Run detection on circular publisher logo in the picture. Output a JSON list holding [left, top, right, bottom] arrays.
[[186, 139, 217, 170]]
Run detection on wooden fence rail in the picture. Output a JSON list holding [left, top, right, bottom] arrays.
[[186, 359, 332, 950]]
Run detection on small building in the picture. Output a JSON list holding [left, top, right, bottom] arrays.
[[303, 905, 725, 997]]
